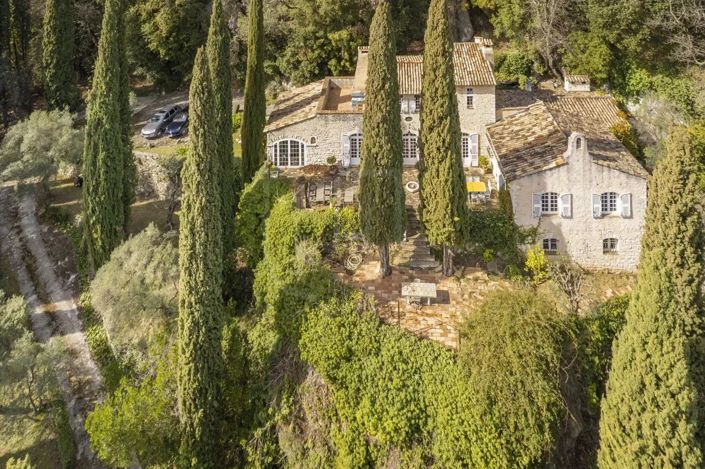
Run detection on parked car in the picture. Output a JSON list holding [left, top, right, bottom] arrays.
[[165, 111, 188, 138], [141, 105, 181, 138]]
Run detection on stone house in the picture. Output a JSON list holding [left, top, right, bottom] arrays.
[[486, 96, 649, 271], [263, 37, 496, 169]]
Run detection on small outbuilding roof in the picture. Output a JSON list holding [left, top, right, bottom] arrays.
[[487, 96, 648, 181]]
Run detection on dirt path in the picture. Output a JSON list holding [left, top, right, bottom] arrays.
[[0, 187, 104, 468]]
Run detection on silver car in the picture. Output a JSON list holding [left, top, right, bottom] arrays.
[[141, 105, 181, 138]]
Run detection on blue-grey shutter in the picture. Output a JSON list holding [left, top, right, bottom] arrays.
[[592, 194, 602, 218], [532, 193, 542, 218], [620, 193, 632, 218], [559, 193, 572, 218]]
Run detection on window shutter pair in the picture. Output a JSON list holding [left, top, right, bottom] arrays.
[[532, 193, 542, 218], [409, 97, 416, 113], [559, 193, 572, 218]]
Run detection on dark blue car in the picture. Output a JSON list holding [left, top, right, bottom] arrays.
[[165, 111, 188, 138]]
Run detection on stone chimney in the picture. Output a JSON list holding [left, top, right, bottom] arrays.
[[474, 36, 494, 67]]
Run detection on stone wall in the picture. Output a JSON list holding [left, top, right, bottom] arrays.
[[265, 84, 497, 168], [508, 139, 647, 271]]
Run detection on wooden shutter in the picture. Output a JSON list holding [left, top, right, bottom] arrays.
[[409, 97, 416, 113], [470, 134, 479, 166], [620, 193, 632, 218], [401, 97, 409, 113], [341, 134, 351, 167], [592, 194, 602, 218], [559, 193, 572, 218], [532, 193, 542, 218]]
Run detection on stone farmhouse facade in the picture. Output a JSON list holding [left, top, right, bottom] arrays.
[[264, 37, 496, 169], [263, 38, 649, 271], [486, 96, 649, 271]]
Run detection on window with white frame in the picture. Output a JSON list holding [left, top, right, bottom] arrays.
[[400, 95, 420, 113], [414, 95, 422, 112], [541, 192, 559, 214], [466, 88, 474, 109], [603, 238, 618, 254], [271, 139, 305, 167], [350, 133, 362, 160], [601, 192, 618, 213], [402, 132, 418, 159], [542, 238, 558, 255]]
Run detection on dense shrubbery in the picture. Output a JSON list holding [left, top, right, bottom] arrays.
[[89, 224, 178, 365], [494, 48, 542, 87], [235, 167, 291, 267], [463, 208, 534, 265]]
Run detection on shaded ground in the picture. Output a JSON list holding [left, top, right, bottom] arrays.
[[0, 186, 104, 468], [48, 178, 178, 234]]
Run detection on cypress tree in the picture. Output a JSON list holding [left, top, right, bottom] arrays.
[[597, 127, 705, 467], [358, 0, 405, 278], [418, 0, 467, 277], [177, 47, 225, 468], [82, 0, 131, 270], [116, 0, 134, 233], [42, 0, 79, 110], [240, 0, 265, 183], [206, 0, 237, 266]]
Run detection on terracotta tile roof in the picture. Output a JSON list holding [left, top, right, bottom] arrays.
[[564, 74, 590, 85], [487, 96, 648, 180], [264, 80, 325, 133], [355, 42, 495, 94], [486, 103, 568, 181]]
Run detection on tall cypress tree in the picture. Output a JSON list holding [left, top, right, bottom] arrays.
[[206, 0, 236, 266], [240, 0, 265, 183], [42, 0, 79, 110], [177, 47, 225, 468], [116, 0, 134, 234], [82, 0, 131, 271], [358, 0, 405, 278], [418, 0, 467, 277], [597, 127, 705, 467]]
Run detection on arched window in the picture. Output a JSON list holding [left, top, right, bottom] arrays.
[[541, 192, 559, 214], [350, 133, 362, 160], [402, 132, 418, 160], [576, 137, 583, 149], [601, 192, 618, 213], [271, 139, 305, 167], [310, 136, 317, 145]]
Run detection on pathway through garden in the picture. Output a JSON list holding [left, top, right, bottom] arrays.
[[0, 186, 104, 468]]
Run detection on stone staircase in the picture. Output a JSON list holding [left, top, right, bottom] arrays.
[[393, 206, 440, 270]]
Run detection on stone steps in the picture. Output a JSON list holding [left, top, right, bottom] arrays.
[[393, 207, 440, 270]]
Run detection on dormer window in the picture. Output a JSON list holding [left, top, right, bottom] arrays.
[[466, 88, 474, 109]]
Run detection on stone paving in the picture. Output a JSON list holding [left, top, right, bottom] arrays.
[[334, 257, 513, 349]]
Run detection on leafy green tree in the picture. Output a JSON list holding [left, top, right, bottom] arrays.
[[0, 292, 61, 415], [42, 0, 80, 111], [358, 0, 405, 278], [206, 0, 237, 267], [598, 127, 705, 467], [418, 0, 467, 276], [459, 289, 575, 467], [90, 223, 178, 362], [177, 47, 225, 468], [241, 0, 266, 183], [82, 0, 133, 271], [0, 110, 83, 185], [86, 351, 180, 467], [127, 0, 209, 88], [5, 455, 35, 469]]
